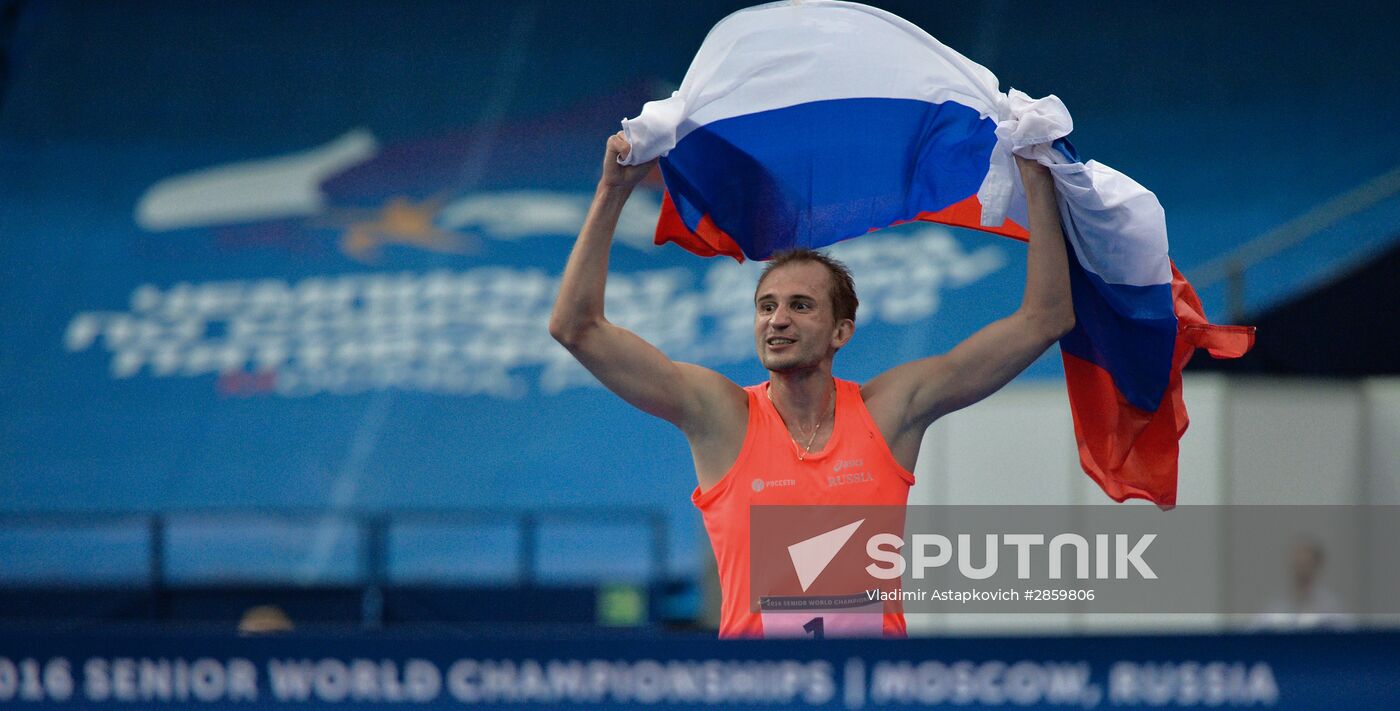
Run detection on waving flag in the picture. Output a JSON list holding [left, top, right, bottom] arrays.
[[620, 0, 1254, 506]]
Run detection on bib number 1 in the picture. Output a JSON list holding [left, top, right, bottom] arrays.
[[759, 591, 884, 638]]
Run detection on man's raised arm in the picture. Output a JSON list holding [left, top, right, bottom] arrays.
[[549, 133, 745, 442], [866, 156, 1076, 459]]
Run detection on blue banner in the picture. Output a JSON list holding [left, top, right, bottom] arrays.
[[0, 629, 1396, 709]]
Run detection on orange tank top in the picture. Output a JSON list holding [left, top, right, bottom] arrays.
[[691, 378, 915, 638]]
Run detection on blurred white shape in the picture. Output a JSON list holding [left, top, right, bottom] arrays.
[[135, 129, 379, 231], [437, 189, 661, 250]]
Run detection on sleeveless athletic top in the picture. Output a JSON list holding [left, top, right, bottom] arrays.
[[692, 378, 915, 638]]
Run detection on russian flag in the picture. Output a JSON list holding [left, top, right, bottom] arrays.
[[621, 0, 1253, 506]]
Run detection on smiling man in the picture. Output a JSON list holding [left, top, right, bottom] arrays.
[[549, 132, 1074, 638]]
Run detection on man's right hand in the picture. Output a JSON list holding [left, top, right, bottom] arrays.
[[600, 131, 657, 193]]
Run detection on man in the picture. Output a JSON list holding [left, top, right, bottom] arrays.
[[549, 131, 1074, 638]]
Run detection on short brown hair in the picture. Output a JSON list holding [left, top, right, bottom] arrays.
[[755, 248, 858, 323]]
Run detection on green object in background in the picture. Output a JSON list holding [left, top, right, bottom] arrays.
[[597, 584, 646, 627]]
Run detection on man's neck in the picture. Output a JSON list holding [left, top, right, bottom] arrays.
[[768, 368, 835, 423]]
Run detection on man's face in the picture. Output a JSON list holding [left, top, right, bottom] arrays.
[[753, 261, 850, 372]]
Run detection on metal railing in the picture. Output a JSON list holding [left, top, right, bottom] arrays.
[[1188, 164, 1400, 322], [0, 506, 670, 626]]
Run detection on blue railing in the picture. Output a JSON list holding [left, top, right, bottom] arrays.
[[0, 507, 671, 626]]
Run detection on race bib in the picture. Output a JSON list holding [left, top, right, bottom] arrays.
[[759, 591, 885, 639]]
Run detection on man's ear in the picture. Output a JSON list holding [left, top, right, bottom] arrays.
[[832, 318, 855, 350]]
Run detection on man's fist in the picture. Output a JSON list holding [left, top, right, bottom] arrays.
[[600, 131, 657, 192]]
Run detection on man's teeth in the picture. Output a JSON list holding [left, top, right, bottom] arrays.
[[769, 338, 795, 345]]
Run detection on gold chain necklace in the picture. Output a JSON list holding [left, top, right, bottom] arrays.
[[767, 385, 833, 461]]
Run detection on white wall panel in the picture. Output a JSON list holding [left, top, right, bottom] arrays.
[[900, 376, 1397, 637], [932, 382, 1078, 505], [1227, 379, 1362, 504], [1363, 378, 1400, 504]]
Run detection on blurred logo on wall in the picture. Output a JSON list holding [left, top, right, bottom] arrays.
[[133, 129, 665, 261], [62, 129, 1007, 399]]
